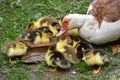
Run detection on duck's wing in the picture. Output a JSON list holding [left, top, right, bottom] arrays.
[[88, 0, 120, 25], [86, 0, 96, 14]]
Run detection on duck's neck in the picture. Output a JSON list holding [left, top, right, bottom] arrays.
[[71, 14, 95, 29]]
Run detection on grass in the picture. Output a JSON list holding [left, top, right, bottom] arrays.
[[0, 0, 120, 80]]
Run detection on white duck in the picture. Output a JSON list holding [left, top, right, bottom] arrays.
[[57, 0, 120, 45]]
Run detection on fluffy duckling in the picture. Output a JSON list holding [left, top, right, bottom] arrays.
[[28, 16, 58, 30], [71, 37, 94, 59], [56, 39, 79, 64], [45, 46, 71, 72], [82, 48, 111, 74], [19, 28, 53, 44], [2, 41, 28, 63]]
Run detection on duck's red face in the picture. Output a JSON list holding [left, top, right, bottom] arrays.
[[56, 18, 70, 37]]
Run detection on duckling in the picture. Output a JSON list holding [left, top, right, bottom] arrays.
[[45, 46, 71, 72], [56, 39, 79, 64], [28, 16, 58, 30], [71, 37, 94, 59], [82, 48, 111, 74], [19, 28, 53, 44], [1, 41, 28, 63]]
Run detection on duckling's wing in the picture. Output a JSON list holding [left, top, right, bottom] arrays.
[[64, 46, 79, 63], [50, 51, 71, 69], [94, 49, 111, 62], [2, 42, 16, 53]]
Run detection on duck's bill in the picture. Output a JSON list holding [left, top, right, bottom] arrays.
[[56, 29, 66, 37]]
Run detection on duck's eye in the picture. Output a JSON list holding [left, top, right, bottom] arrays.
[[64, 21, 68, 24]]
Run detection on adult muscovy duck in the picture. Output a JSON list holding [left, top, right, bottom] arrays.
[[57, 0, 120, 45]]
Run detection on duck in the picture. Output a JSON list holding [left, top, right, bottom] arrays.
[[56, 38, 79, 63], [56, 0, 120, 45], [45, 46, 71, 72], [71, 37, 94, 59], [1, 40, 28, 63], [28, 16, 59, 30], [19, 28, 53, 44], [82, 48, 111, 74]]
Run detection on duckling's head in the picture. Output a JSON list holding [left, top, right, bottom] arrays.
[[82, 49, 94, 61], [47, 46, 56, 53], [39, 16, 58, 25], [51, 22, 60, 31], [72, 37, 81, 48], [42, 30, 53, 39], [57, 39, 68, 48], [49, 22, 60, 37], [39, 17, 48, 26], [15, 41, 27, 49], [28, 21, 35, 30], [28, 21, 40, 30], [19, 32, 31, 41]]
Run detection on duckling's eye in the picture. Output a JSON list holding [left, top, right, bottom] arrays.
[[85, 53, 89, 56], [48, 33, 50, 35], [19, 43, 23, 45]]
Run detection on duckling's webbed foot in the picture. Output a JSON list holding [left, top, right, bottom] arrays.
[[9, 57, 17, 64], [93, 65, 102, 74], [49, 66, 57, 72]]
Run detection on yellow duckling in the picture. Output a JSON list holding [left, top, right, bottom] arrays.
[[71, 37, 94, 59], [56, 39, 79, 64], [28, 16, 58, 30], [45, 46, 71, 72], [19, 28, 53, 44], [2, 41, 28, 63], [82, 48, 111, 74]]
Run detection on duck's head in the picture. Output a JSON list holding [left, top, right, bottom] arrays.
[[56, 14, 85, 37]]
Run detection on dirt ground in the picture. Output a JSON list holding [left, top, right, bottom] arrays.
[[0, 53, 120, 80]]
